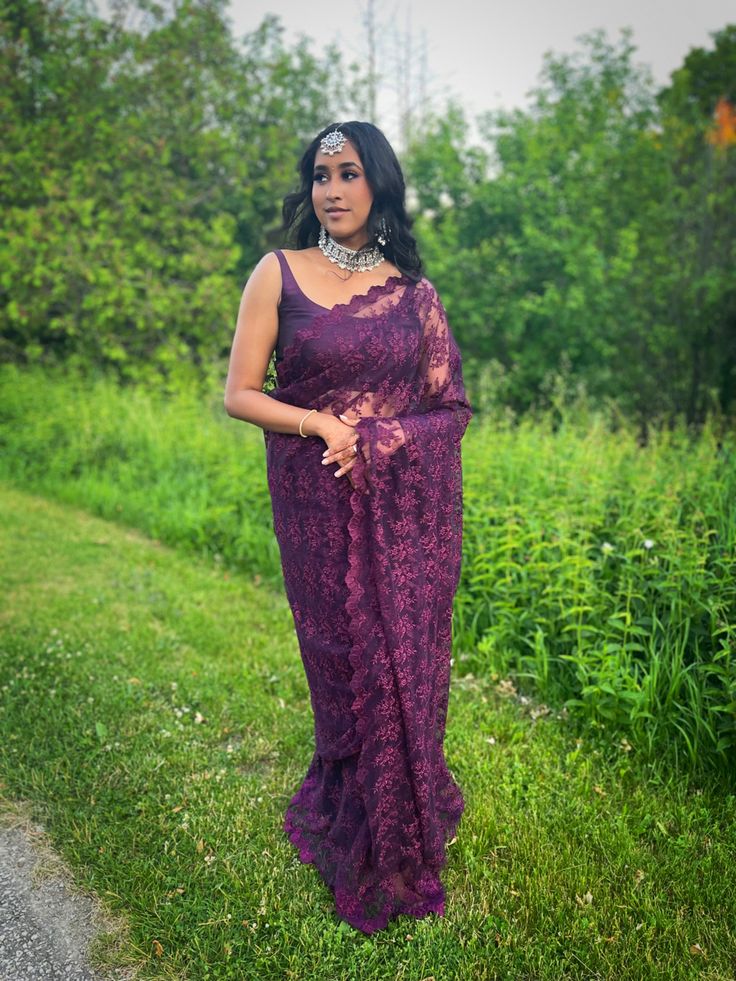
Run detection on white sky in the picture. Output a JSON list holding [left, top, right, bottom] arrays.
[[225, 0, 733, 146]]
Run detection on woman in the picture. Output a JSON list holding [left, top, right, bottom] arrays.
[[223, 120, 473, 934]]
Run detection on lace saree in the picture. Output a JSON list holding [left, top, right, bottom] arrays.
[[263, 267, 473, 934]]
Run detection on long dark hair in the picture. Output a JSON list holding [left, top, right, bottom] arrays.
[[281, 121, 423, 282]]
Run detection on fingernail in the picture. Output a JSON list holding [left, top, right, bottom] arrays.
[[339, 414, 347, 420]]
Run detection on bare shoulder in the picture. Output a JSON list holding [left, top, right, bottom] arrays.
[[280, 247, 321, 278], [242, 251, 282, 304], [249, 250, 281, 282], [282, 247, 315, 266]]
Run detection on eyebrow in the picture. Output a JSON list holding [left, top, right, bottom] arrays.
[[313, 161, 362, 172]]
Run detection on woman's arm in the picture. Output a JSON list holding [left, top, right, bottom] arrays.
[[223, 252, 330, 438]]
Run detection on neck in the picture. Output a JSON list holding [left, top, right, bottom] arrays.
[[328, 230, 370, 252]]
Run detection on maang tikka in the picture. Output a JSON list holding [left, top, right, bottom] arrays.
[[320, 127, 347, 155]]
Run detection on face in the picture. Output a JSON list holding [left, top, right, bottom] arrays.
[[312, 138, 374, 251]]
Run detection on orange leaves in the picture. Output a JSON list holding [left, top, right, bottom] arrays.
[[706, 96, 736, 148]]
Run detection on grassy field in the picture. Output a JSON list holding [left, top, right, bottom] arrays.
[[2, 363, 734, 775], [1, 484, 735, 980]]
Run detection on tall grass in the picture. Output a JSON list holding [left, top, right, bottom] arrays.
[[2, 362, 734, 776], [0, 362, 282, 584], [458, 400, 736, 776]]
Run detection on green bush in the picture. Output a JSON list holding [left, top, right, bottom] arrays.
[[458, 402, 736, 773]]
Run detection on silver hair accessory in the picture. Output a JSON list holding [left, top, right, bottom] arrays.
[[320, 127, 348, 155], [318, 224, 384, 272]]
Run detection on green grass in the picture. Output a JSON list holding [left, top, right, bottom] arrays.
[[1, 484, 735, 980], [1, 363, 734, 776]]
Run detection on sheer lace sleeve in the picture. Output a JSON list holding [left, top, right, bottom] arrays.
[[350, 280, 473, 495]]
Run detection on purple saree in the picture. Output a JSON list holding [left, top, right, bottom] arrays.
[[264, 249, 473, 934]]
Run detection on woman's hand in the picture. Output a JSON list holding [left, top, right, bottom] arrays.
[[321, 413, 360, 487]]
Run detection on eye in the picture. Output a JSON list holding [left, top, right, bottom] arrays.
[[343, 171, 359, 180], [313, 174, 326, 183]]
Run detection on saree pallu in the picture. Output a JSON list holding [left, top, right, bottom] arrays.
[[263, 270, 473, 934]]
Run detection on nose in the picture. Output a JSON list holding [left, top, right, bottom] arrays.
[[325, 180, 342, 201]]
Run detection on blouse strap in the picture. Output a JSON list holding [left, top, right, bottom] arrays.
[[273, 249, 298, 295]]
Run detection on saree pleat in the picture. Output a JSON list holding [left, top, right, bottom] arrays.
[[264, 255, 472, 933]]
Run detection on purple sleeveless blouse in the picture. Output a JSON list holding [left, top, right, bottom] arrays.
[[273, 249, 327, 362]]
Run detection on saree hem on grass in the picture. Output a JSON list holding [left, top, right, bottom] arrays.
[[264, 267, 472, 934]]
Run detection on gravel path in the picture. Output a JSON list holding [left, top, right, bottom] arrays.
[[0, 802, 137, 981]]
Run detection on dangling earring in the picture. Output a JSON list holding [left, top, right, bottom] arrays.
[[376, 216, 390, 247]]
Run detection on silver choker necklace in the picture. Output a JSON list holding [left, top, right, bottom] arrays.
[[318, 224, 385, 272]]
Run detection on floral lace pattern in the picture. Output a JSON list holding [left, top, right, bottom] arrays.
[[263, 273, 473, 933]]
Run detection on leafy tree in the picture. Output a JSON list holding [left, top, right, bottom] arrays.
[[406, 26, 735, 431], [654, 24, 736, 423], [0, 0, 353, 384], [408, 30, 666, 425]]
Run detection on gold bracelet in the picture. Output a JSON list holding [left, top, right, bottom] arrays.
[[299, 408, 317, 438]]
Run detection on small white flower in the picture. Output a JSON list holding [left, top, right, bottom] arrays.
[[601, 541, 614, 554], [643, 539, 654, 549]]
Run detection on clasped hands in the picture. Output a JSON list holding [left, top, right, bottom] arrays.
[[320, 412, 361, 488]]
